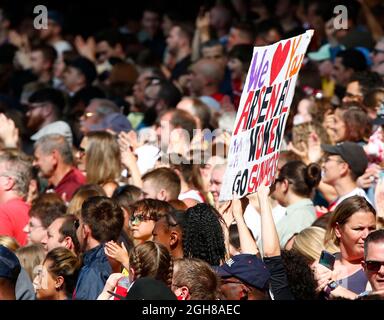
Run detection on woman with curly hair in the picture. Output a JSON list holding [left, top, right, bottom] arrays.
[[182, 203, 226, 266]]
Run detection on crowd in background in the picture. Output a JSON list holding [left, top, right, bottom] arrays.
[[1, 0, 384, 300]]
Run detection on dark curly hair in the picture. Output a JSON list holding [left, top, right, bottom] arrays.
[[129, 241, 173, 287], [183, 203, 226, 266], [281, 250, 318, 300]]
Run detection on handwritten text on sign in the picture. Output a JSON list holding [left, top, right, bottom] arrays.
[[219, 30, 314, 201]]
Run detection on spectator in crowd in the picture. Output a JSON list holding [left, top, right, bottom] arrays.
[[332, 49, 367, 99], [15, 243, 45, 282], [23, 193, 66, 247], [314, 196, 376, 296], [0, 152, 33, 246], [156, 108, 196, 154], [362, 229, 384, 293], [41, 215, 80, 255], [271, 161, 322, 248], [94, 29, 127, 66], [0, 245, 21, 300], [172, 258, 220, 300], [371, 38, 384, 76], [200, 40, 232, 98], [227, 22, 255, 51], [66, 184, 106, 218], [166, 24, 192, 81], [188, 58, 226, 105], [79, 98, 121, 134], [183, 203, 226, 266], [27, 88, 72, 147], [99, 241, 173, 299], [209, 161, 227, 209], [152, 210, 187, 259], [74, 196, 123, 300], [141, 168, 181, 202], [342, 71, 384, 105], [321, 142, 370, 211], [34, 247, 81, 300], [79, 131, 121, 196], [28, 45, 57, 86], [33, 134, 86, 201], [128, 199, 173, 245], [39, 10, 72, 57], [216, 254, 270, 300], [63, 57, 97, 96]]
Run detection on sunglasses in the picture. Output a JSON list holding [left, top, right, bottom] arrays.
[[129, 214, 154, 225], [365, 260, 384, 272]]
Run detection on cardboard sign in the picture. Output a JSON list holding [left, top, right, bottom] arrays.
[[219, 30, 314, 201]]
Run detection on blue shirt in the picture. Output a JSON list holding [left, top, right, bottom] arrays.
[[74, 244, 112, 300]]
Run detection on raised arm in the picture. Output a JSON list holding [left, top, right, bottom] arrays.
[[232, 197, 259, 255]]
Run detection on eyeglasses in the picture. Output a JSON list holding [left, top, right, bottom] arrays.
[[129, 214, 154, 226], [373, 48, 384, 55], [365, 260, 384, 272]]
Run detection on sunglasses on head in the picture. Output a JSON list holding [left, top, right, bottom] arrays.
[[365, 260, 384, 272]]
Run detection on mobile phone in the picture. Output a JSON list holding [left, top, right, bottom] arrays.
[[319, 250, 335, 270]]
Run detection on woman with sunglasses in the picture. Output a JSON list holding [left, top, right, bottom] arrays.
[[271, 160, 322, 249], [313, 196, 376, 298]]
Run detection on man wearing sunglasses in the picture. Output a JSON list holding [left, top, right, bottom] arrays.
[[362, 229, 384, 294]]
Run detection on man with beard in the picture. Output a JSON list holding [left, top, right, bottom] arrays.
[[26, 88, 72, 154], [166, 24, 192, 81]]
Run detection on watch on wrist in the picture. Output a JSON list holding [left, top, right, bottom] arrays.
[[324, 280, 338, 296]]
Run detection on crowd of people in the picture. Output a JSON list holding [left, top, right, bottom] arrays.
[[1, 0, 384, 300]]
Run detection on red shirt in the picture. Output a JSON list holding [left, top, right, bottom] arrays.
[[54, 168, 86, 201], [0, 198, 30, 246]]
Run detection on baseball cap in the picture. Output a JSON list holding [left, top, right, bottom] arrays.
[[89, 112, 132, 133], [67, 57, 97, 85], [321, 141, 368, 178], [215, 254, 270, 290], [0, 245, 21, 282], [124, 277, 177, 300], [307, 44, 332, 61]]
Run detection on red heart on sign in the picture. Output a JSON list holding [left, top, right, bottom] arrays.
[[269, 40, 291, 86]]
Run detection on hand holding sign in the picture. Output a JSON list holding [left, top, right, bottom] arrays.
[[219, 30, 314, 201]]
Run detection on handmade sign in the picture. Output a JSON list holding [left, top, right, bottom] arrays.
[[219, 30, 314, 201]]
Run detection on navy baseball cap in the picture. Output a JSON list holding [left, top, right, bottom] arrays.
[[216, 254, 270, 290], [0, 245, 21, 281], [89, 112, 132, 133]]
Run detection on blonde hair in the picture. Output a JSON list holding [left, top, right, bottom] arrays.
[[67, 184, 106, 217], [15, 244, 45, 281], [85, 131, 121, 185], [292, 226, 338, 263], [0, 236, 20, 252]]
